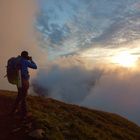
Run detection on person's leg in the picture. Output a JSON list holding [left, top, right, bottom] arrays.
[[20, 88, 28, 117], [11, 87, 22, 114], [20, 79, 29, 118]]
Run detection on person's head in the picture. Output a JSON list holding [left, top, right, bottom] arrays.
[[21, 51, 29, 59]]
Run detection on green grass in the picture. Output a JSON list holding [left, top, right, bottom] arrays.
[[0, 90, 140, 140]]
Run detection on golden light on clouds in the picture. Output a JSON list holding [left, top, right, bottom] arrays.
[[78, 44, 140, 70]]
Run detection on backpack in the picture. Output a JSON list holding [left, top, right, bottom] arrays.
[[6, 56, 21, 85]]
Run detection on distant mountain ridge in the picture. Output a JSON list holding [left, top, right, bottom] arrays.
[[0, 90, 140, 140]]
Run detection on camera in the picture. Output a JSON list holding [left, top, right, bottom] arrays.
[[27, 56, 32, 60]]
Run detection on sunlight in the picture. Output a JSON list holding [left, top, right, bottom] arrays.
[[79, 46, 140, 69], [112, 51, 138, 68]]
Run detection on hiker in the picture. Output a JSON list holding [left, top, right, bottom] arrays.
[[11, 51, 37, 119]]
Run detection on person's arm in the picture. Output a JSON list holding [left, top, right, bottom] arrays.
[[26, 57, 37, 69]]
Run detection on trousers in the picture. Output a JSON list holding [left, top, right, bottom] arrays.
[[12, 79, 29, 117]]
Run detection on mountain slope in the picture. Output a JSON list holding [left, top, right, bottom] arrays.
[[0, 90, 140, 140]]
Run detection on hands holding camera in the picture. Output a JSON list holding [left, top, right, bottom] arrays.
[[28, 56, 32, 61], [28, 56, 36, 64]]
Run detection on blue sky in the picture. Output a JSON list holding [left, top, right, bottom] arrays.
[[37, 0, 140, 59]]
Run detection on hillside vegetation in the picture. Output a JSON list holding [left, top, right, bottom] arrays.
[[0, 90, 140, 140]]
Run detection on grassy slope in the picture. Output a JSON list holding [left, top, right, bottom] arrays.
[[0, 90, 140, 140]]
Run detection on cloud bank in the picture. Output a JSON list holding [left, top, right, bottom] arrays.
[[32, 56, 140, 125]]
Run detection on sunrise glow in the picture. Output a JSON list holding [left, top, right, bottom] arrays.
[[112, 51, 138, 68]]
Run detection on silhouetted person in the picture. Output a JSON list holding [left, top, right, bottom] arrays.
[[12, 51, 37, 119]]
